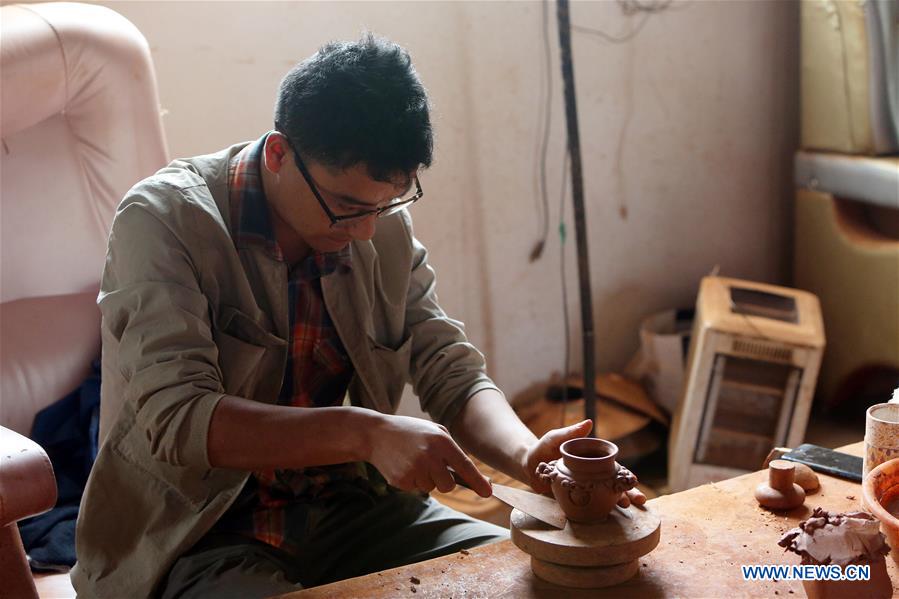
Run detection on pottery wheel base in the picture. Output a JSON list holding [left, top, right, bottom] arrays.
[[510, 505, 660, 589], [530, 557, 639, 588]]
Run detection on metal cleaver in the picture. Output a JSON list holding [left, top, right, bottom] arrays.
[[450, 470, 567, 529]]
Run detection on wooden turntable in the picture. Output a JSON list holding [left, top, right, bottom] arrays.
[[510, 504, 661, 588]]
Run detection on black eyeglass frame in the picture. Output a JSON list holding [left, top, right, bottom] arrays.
[[279, 134, 424, 228]]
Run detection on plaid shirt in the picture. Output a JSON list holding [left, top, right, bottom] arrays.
[[212, 135, 385, 554]]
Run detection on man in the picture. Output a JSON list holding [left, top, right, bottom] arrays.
[[72, 34, 642, 598]]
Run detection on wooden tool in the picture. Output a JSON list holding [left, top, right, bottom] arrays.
[[754, 460, 806, 510], [450, 470, 567, 529]]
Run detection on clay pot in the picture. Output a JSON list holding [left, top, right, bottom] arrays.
[[862, 457, 899, 565], [536, 438, 638, 524]]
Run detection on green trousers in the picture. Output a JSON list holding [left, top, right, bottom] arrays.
[[159, 488, 509, 598]]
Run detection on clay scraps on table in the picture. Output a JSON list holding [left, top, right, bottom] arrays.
[[778, 507, 889, 566]]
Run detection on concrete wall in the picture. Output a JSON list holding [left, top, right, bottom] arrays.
[[96, 0, 799, 409]]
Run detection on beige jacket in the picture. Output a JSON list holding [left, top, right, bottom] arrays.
[[71, 142, 498, 598]]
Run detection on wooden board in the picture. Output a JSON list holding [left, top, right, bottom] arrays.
[[510, 505, 661, 566], [280, 442, 899, 598]]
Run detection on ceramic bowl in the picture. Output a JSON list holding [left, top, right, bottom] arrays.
[[861, 456, 899, 564]]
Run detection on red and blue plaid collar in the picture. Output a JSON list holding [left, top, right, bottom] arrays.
[[228, 134, 351, 278]]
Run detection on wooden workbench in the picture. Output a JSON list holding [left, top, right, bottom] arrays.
[[282, 442, 898, 598]]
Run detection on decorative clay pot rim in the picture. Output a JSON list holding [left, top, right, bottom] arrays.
[[560, 437, 618, 464]]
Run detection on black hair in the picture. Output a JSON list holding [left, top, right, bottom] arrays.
[[274, 33, 433, 184]]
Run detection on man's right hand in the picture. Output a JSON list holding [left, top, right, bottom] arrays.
[[363, 413, 492, 498]]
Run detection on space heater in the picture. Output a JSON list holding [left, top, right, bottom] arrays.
[[668, 277, 825, 492]]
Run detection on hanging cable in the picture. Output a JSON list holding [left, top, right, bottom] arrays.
[[571, 0, 675, 44], [530, 0, 554, 262], [571, 13, 650, 43], [622, 0, 676, 14], [533, 0, 680, 262]]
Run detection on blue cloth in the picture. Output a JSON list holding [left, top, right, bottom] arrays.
[[18, 361, 100, 572]]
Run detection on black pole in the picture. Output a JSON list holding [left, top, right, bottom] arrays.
[[556, 0, 596, 432]]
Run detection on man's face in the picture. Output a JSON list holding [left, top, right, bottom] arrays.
[[263, 133, 413, 254]]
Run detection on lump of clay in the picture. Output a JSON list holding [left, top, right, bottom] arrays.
[[779, 508, 893, 599], [792, 463, 820, 492], [779, 508, 889, 566]]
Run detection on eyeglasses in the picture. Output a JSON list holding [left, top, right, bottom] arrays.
[[280, 134, 424, 229]]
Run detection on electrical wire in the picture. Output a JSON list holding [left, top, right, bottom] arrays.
[[621, 0, 676, 15], [571, 0, 675, 44], [534, 0, 679, 262], [571, 12, 651, 44], [530, 0, 554, 262]]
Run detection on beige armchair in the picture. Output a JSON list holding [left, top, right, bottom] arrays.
[[0, 3, 168, 596]]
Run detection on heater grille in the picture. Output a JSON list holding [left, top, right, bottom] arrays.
[[693, 355, 801, 471], [732, 339, 793, 363]]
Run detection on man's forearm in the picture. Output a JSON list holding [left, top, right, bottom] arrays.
[[207, 396, 374, 470], [449, 388, 538, 484]]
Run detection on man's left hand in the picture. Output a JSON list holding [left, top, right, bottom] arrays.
[[521, 419, 646, 508]]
